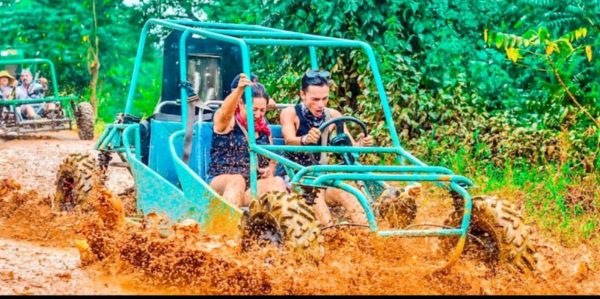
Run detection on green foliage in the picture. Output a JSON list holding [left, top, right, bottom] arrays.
[[204, 0, 599, 171], [0, 0, 596, 170], [0, 0, 161, 121], [0, 0, 598, 240], [485, 25, 599, 128], [0, 0, 95, 93]]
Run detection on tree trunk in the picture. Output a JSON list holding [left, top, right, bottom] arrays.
[[89, 56, 100, 117], [88, 0, 100, 118]]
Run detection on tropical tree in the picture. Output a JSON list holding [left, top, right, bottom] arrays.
[[0, 0, 159, 120]]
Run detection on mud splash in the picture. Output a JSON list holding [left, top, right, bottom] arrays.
[[1, 178, 599, 294], [78, 183, 600, 295], [0, 178, 82, 247], [79, 220, 600, 295]]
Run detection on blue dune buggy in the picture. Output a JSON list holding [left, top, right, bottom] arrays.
[[55, 19, 537, 272]]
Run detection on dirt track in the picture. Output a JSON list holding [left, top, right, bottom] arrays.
[[0, 131, 143, 294], [0, 130, 599, 295]]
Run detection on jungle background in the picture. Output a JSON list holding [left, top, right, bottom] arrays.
[[0, 0, 598, 245]]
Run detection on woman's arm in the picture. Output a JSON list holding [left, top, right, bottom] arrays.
[[213, 74, 251, 133]]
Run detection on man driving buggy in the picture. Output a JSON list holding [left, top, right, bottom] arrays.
[[280, 70, 373, 227], [15, 69, 56, 119]]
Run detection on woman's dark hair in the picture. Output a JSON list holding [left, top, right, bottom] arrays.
[[239, 82, 271, 105], [251, 82, 270, 101]]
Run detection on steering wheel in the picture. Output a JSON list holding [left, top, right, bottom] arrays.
[[318, 116, 369, 165]]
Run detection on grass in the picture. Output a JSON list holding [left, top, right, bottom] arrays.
[[434, 148, 600, 246]]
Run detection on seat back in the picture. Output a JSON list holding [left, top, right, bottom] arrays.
[[269, 125, 287, 176], [148, 119, 184, 185], [196, 122, 214, 181], [270, 125, 285, 145], [148, 119, 201, 185]]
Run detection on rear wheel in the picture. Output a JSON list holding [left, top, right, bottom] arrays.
[[440, 195, 537, 273], [243, 191, 324, 261], [75, 102, 95, 140], [55, 153, 103, 212]]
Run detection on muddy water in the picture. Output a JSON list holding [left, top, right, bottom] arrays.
[[0, 238, 126, 295], [1, 131, 599, 294], [0, 131, 132, 197], [75, 215, 600, 295], [0, 131, 141, 295]]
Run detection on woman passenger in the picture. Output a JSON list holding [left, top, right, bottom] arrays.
[[206, 73, 286, 207]]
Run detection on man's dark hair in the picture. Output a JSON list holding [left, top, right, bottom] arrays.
[[301, 69, 332, 92], [230, 73, 258, 90]]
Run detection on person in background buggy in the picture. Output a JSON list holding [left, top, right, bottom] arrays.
[[15, 69, 57, 119]]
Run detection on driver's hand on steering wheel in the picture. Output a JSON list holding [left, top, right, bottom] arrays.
[[357, 133, 373, 147], [302, 127, 322, 145]]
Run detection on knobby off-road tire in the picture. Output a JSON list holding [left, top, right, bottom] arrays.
[[374, 185, 418, 228], [55, 153, 104, 212], [76, 102, 95, 141], [243, 191, 324, 261], [441, 195, 537, 273]]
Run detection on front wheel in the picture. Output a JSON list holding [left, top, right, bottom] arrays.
[[55, 153, 103, 212], [242, 191, 324, 261], [440, 195, 537, 273]]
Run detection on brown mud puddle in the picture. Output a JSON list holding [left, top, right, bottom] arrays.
[[0, 132, 599, 294]]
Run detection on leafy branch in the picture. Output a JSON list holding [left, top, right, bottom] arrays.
[[485, 26, 599, 128]]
